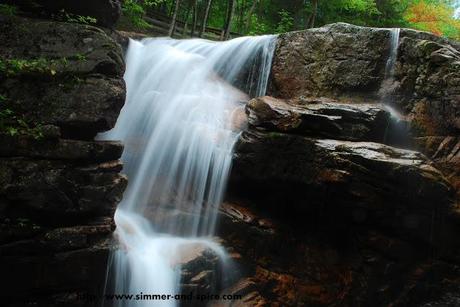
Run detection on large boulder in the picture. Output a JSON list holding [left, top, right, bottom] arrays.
[[0, 16, 125, 139], [394, 31, 460, 136], [416, 136, 460, 211], [270, 23, 392, 99], [269, 23, 460, 138], [246, 96, 392, 142], [231, 129, 452, 242]]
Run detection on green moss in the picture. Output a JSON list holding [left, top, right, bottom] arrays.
[[0, 4, 17, 16], [267, 132, 284, 139], [52, 9, 97, 25], [58, 75, 84, 92], [0, 58, 64, 77], [0, 94, 44, 139]]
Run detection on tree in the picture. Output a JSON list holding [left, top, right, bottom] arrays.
[[245, 0, 258, 32], [221, 0, 236, 40], [168, 0, 182, 36], [199, 0, 213, 37], [307, 0, 318, 28], [404, 0, 460, 40], [190, 0, 198, 36]]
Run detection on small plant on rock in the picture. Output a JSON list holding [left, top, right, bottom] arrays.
[[0, 4, 17, 16]]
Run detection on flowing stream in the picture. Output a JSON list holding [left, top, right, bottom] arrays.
[[99, 35, 276, 306]]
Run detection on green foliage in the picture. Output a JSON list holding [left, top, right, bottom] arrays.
[[0, 95, 43, 140], [0, 4, 17, 16], [74, 53, 87, 61], [122, 0, 152, 29], [248, 15, 269, 35], [275, 10, 294, 34], [53, 9, 97, 25], [144, 0, 168, 7], [118, 0, 459, 40], [0, 58, 65, 77]]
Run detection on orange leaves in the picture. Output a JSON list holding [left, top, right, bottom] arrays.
[[404, 1, 460, 39]]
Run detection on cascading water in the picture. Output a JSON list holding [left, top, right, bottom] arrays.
[[99, 35, 276, 306], [380, 28, 411, 147], [384, 28, 400, 82]]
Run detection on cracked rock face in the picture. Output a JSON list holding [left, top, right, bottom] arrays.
[[0, 16, 126, 307], [246, 96, 392, 141], [222, 23, 459, 306], [0, 17, 125, 140], [270, 23, 391, 99]]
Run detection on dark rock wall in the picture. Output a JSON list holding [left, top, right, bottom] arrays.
[[396, 29, 460, 137], [0, 15, 126, 307], [8, 0, 122, 29], [224, 24, 460, 306]]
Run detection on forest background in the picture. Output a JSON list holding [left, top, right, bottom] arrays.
[[121, 0, 460, 40]]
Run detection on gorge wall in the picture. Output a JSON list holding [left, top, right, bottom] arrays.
[[223, 23, 460, 306], [0, 9, 126, 307]]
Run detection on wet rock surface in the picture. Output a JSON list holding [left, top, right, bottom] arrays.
[[222, 23, 460, 307], [217, 200, 460, 306], [247, 96, 392, 141], [0, 14, 126, 307], [232, 129, 452, 243]]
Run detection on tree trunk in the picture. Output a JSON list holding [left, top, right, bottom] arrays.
[[307, 0, 318, 29], [245, 0, 258, 33], [168, 0, 182, 37], [221, 0, 236, 40], [190, 0, 198, 37], [199, 0, 213, 37], [183, 6, 191, 36]]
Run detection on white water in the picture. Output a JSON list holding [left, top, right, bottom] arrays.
[[384, 28, 400, 81], [380, 28, 401, 107], [99, 35, 276, 306]]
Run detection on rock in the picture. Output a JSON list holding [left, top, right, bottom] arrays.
[[0, 17, 124, 77], [268, 23, 459, 138], [0, 136, 123, 162], [415, 136, 460, 210], [270, 23, 392, 99], [3, 76, 125, 140], [400, 28, 460, 51], [1, 241, 111, 307], [109, 30, 149, 51], [395, 35, 460, 136], [231, 130, 453, 242], [0, 17, 125, 140], [246, 96, 392, 141], [35, 0, 122, 29], [176, 242, 229, 307], [0, 15, 126, 306], [0, 158, 127, 220]]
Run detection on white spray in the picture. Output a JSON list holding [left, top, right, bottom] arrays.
[[99, 36, 276, 306]]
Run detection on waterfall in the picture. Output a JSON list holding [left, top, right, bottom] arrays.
[[99, 35, 276, 306], [380, 28, 410, 147], [384, 27, 400, 81], [380, 27, 400, 105]]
